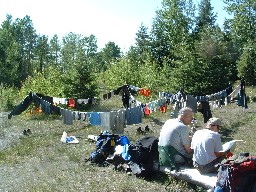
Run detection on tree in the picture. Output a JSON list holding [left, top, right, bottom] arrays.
[[61, 32, 79, 72], [0, 15, 38, 87], [224, 0, 256, 49], [34, 35, 49, 73], [223, 0, 256, 84], [49, 34, 61, 69], [13, 15, 37, 85], [125, 24, 152, 71], [98, 41, 121, 71], [193, 0, 217, 39], [150, 0, 195, 67], [191, 27, 231, 94], [0, 15, 19, 87], [134, 24, 151, 64], [237, 40, 256, 85], [61, 33, 99, 98]]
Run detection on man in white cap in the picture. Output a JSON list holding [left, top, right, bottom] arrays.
[[191, 117, 228, 174]]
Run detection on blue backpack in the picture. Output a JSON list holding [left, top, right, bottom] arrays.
[[88, 132, 119, 165]]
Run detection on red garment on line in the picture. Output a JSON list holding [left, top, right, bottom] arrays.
[[67, 98, 75, 108], [139, 88, 151, 97], [144, 105, 150, 116]]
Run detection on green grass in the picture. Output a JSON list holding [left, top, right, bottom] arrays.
[[0, 95, 256, 191]]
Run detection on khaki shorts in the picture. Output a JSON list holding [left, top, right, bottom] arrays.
[[194, 158, 222, 174]]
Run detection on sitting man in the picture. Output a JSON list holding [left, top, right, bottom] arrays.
[[191, 117, 228, 174], [158, 107, 193, 170]]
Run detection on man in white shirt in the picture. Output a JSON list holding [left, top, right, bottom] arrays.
[[191, 117, 228, 174]]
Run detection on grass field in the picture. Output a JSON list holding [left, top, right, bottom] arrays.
[[0, 94, 256, 192]]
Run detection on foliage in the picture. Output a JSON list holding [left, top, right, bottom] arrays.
[[0, 15, 20, 87], [192, 27, 231, 94], [62, 60, 99, 99], [0, 84, 19, 111], [48, 34, 61, 69], [150, 0, 195, 67], [237, 40, 256, 85], [100, 56, 171, 99], [97, 41, 121, 72], [0, 0, 256, 100], [224, 0, 256, 49], [193, 0, 217, 38], [19, 67, 65, 98], [34, 35, 50, 73]]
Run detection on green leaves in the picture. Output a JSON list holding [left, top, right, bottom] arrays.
[[1, 0, 256, 101], [19, 67, 64, 98], [237, 41, 256, 85]]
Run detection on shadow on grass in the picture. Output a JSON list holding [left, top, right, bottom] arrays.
[[145, 116, 165, 126], [142, 171, 169, 183], [221, 119, 248, 138], [152, 118, 164, 126]]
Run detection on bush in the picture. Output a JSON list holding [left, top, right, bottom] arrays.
[[0, 84, 19, 111], [19, 67, 65, 98]]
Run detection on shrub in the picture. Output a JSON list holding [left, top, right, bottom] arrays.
[[0, 84, 19, 111]]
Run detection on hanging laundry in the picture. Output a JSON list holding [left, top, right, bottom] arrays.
[[185, 95, 197, 113], [114, 86, 123, 95], [100, 112, 111, 132], [42, 95, 53, 104], [198, 101, 212, 123], [147, 101, 155, 112], [129, 85, 141, 92], [144, 105, 151, 116], [72, 111, 79, 120], [50, 105, 61, 116], [67, 98, 75, 108], [122, 85, 130, 108], [112, 109, 126, 134], [79, 112, 87, 122], [8, 92, 33, 119], [88, 112, 101, 126], [160, 105, 167, 113], [107, 110, 126, 134], [33, 93, 41, 107], [172, 102, 180, 118], [103, 93, 108, 100], [53, 97, 67, 105], [237, 78, 248, 109], [107, 92, 112, 99], [40, 99, 51, 115], [77, 99, 88, 104], [126, 106, 142, 125], [62, 109, 73, 125], [139, 88, 151, 97]]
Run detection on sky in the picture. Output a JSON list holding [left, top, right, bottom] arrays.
[[0, 0, 230, 52]]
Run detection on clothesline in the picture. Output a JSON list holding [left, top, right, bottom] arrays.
[[9, 82, 244, 135]]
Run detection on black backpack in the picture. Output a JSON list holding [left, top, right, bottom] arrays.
[[128, 136, 159, 177], [88, 132, 119, 165]]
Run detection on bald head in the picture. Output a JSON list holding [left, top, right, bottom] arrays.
[[178, 107, 193, 116], [178, 107, 193, 125]]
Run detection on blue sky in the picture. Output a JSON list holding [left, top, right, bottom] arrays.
[[0, 0, 230, 52]]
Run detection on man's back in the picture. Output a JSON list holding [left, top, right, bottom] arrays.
[[191, 129, 222, 165], [158, 118, 190, 155]]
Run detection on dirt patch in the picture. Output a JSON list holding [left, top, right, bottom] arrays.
[[0, 112, 22, 151]]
